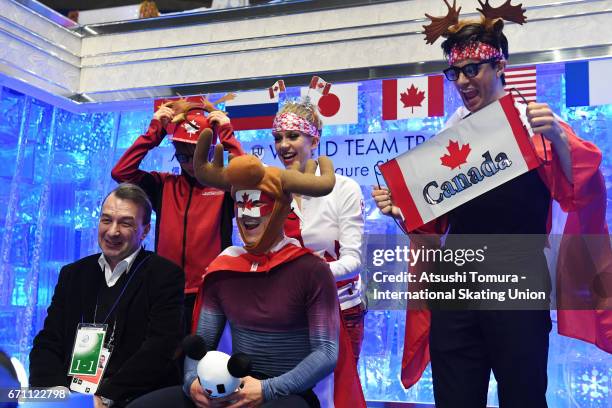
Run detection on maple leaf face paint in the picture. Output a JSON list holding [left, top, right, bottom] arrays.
[[234, 189, 277, 247], [234, 189, 275, 218]]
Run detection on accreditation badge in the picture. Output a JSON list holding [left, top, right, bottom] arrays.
[[68, 324, 106, 376], [70, 346, 112, 394]]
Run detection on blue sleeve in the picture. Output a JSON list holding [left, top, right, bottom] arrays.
[[261, 260, 340, 400], [182, 278, 227, 397]]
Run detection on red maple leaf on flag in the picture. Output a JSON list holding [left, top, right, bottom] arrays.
[[400, 84, 426, 113], [440, 140, 471, 170], [241, 192, 254, 210]]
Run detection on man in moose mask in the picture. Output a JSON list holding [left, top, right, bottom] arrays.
[[129, 128, 340, 408]]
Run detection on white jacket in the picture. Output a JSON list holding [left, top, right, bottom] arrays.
[[290, 173, 365, 310]]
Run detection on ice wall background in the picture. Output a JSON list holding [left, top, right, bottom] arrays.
[[0, 62, 610, 406]]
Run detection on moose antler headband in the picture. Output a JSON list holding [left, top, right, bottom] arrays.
[[423, 0, 527, 45], [193, 128, 335, 254], [193, 128, 335, 197]]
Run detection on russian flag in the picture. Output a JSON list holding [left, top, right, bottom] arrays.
[[565, 59, 612, 107], [382, 76, 444, 119], [224, 90, 279, 131]]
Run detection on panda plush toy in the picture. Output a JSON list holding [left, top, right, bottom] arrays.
[[182, 335, 252, 398]]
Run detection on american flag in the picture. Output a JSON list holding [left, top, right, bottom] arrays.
[[504, 65, 537, 104]]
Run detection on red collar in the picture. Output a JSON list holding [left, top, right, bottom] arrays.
[[205, 238, 311, 276]]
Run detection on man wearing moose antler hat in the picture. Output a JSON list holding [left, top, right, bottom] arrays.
[[186, 129, 339, 407], [125, 129, 340, 407], [372, 1, 609, 407]]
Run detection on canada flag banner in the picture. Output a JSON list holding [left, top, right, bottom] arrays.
[[379, 94, 541, 231]]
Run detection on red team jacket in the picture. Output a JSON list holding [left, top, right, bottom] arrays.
[[111, 119, 244, 293]]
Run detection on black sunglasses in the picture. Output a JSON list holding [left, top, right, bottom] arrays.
[[443, 58, 500, 81], [172, 146, 217, 164]]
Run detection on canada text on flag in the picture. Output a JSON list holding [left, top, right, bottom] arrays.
[[379, 94, 540, 231]]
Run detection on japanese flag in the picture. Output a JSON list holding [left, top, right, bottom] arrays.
[[379, 94, 540, 231], [300, 83, 359, 126], [382, 76, 444, 119]]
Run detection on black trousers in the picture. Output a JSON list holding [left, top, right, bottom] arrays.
[[126, 385, 316, 408], [429, 310, 551, 408], [184, 293, 197, 335]]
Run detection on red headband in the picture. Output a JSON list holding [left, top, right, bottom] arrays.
[[449, 41, 503, 65], [272, 112, 319, 138]]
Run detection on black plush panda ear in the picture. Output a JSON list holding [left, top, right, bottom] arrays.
[[227, 353, 252, 378], [182, 335, 208, 360]]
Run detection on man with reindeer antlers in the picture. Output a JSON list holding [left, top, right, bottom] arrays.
[[112, 96, 244, 334], [183, 128, 339, 407], [126, 129, 340, 407], [372, 1, 609, 407]]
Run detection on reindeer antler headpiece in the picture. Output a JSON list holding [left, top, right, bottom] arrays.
[[193, 128, 335, 254], [160, 98, 211, 144], [162, 94, 236, 144], [423, 0, 527, 50]]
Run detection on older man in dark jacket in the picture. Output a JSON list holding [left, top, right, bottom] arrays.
[[30, 183, 184, 407]]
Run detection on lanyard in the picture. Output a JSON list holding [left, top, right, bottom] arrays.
[[94, 254, 151, 325], [82, 253, 152, 327]]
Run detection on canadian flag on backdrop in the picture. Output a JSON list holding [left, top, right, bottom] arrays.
[[309, 76, 332, 95], [379, 94, 540, 231], [268, 80, 286, 99], [300, 83, 359, 126], [382, 76, 445, 119]]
